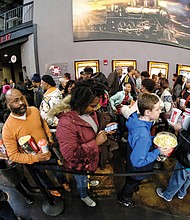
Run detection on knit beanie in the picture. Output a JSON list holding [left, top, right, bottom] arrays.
[[2, 85, 11, 94], [42, 75, 56, 87], [31, 73, 41, 82]]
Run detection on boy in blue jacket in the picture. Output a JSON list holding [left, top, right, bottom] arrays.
[[118, 93, 169, 207]]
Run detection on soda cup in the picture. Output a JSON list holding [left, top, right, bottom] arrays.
[[181, 112, 190, 130], [179, 99, 186, 108], [169, 108, 182, 125], [0, 139, 7, 155], [185, 108, 190, 114], [38, 139, 49, 153]]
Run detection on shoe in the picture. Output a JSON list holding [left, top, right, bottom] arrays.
[[156, 188, 172, 202], [63, 183, 71, 192], [134, 186, 140, 193], [117, 194, 135, 207], [25, 197, 34, 205], [90, 180, 99, 187], [178, 195, 184, 199], [48, 190, 61, 197], [81, 196, 96, 207]]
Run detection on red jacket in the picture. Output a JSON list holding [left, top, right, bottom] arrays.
[[56, 110, 99, 172]]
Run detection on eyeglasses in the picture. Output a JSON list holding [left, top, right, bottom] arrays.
[[9, 96, 25, 104]]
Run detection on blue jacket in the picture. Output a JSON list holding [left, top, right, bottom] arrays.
[[126, 112, 160, 179]]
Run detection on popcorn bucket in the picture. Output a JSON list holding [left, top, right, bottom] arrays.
[[153, 132, 178, 157], [18, 135, 39, 154]]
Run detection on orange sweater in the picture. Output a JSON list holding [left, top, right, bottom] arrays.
[[2, 107, 52, 164]]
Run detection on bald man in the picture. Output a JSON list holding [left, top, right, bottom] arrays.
[[2, 89, 66, 196]]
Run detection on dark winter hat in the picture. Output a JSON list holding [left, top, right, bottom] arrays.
[[31, 73, 41, 82], [42, 75, 56, 87]]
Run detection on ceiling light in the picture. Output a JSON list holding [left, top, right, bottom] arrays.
[[4, 54, 8, 57]]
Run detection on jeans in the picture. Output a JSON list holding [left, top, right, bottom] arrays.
[[73, 174, 88, 198], [32, 158, 66, 190], [163, 161, 190, 200]]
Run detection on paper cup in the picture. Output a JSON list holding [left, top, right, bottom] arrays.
[[181, 112, 190, 130], [180, 99, 186, 107], [169, 108, 182, 125], [38, 139, 49, 153], [185, 108, 190, 114]]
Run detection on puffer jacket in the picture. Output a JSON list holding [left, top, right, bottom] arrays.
[[56, 110, 99, 172]]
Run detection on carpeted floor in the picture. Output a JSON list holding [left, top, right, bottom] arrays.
[[94, 143, 190, 217]]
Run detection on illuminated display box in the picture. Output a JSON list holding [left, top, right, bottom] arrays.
[[176, 64, 190, 78], [74, 60, 99, 79], [148, 61, 169, 78]]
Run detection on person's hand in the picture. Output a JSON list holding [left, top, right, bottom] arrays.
[[129, 100, 135, 108], [179, 105, 186, 111], [173, 122, 182, 132], [158, 148, 173, 157], [36, 150, 51, 161], [95, 130, 107, 145]]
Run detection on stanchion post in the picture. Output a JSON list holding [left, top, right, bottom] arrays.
[[26, 165, 64, 216], [26, 165, 54, 205]]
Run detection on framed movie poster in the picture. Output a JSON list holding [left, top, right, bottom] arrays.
[[73, 1, 190, 50], [112, 60, 137, 73], [74, 60, 99, 79], [176, 64, 190, 78], [148, 61, 169, 78]]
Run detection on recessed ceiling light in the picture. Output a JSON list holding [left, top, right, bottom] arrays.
[[4, 54, 8, 57]]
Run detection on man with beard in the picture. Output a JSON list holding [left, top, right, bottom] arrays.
[[31, 73, 43, 109], [2, 89, 66, 197]]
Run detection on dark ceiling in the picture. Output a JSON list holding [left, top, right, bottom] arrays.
[[0, 44, 21, 65]]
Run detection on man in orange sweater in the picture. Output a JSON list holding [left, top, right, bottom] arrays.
[[2, 89, 64, 197]]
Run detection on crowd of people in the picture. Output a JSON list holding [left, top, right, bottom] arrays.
[[0, 66, 190, 219]]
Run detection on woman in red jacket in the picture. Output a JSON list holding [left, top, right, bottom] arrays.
[[56, 79, 108, 207]]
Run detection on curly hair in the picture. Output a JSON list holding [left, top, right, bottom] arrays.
[[70, 79, 106, 114]]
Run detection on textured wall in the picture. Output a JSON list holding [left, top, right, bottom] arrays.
[[32, 0, 190, 84]]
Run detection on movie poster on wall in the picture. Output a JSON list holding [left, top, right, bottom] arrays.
[[72, 0, 190, 49]]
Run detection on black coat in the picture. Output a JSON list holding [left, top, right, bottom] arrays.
[[175, 128, 190, 168]]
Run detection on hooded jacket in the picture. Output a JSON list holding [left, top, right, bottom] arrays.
[[40, 87, 62, 127], [56, 110, 99, 172], [126, 112, 160, 180]]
